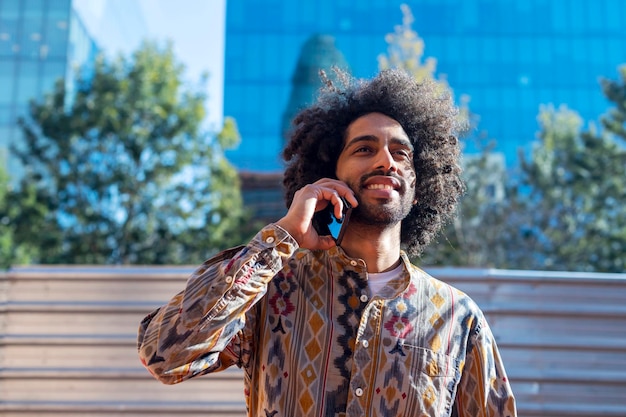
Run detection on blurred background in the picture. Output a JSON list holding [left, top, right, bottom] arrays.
[[0, 0, 624, 272], [0, 0, 625, 416]]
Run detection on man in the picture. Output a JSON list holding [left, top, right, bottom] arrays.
[[138, 69, 517, 417]]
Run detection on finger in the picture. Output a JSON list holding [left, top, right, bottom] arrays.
[[313, 179, 358, 209], [332, 190, 356, 220], [342, 191, 358, 209], [326, 190, 353, 221], [310, 186, 342, 215], [331, 192, 345, 220]]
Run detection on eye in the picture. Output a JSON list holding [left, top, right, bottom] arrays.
[[392, 148, 413, 160], [354, 146, 373, 154]]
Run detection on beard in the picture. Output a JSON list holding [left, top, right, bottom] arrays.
[[348, 170, 415, 226]]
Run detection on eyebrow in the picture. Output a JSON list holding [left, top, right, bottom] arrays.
[[346, 134, 414, 151]]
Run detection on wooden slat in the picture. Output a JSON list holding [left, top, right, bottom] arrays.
[[0, 368, 244, 402], [0, 403, 247, 417]]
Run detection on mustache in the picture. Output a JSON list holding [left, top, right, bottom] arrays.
[[358, 169, 407, 191]]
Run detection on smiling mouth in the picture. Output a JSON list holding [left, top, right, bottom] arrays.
[[366, 184, 396, 190]]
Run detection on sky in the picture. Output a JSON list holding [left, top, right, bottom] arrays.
[[74, 0, 226, 130]]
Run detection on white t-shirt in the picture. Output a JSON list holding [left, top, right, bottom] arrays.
[[367, 264, 403, 295]]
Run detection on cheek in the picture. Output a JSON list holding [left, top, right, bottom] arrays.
[[335, 166, 346, 182], [335, 166, 361, 194], [334, 154, 346, 180], [335, 156, 356, 182], [405, 168, 417, 188]]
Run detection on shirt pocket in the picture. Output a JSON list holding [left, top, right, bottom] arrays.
[[376, 341, 460, 417]]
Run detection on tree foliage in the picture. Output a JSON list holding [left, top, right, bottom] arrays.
[[7, 41, 248, 266], [0, 166, 11, 268], [0, 164, 30, 269], [519, 97, 626, 272], [378, 4, 442, 86], [378, 4, 470, 122], [0, 153, 59, 268]]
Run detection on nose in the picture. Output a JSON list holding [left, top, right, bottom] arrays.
[[374, 147, 398, 172]]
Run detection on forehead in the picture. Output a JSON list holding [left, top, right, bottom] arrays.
[[345, 112, 409, 140]]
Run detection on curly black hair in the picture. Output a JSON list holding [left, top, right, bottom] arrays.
[[282, 68, 465, 256]]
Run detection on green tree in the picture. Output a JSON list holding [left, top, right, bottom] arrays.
[[9, 41, 248, 265], [378, 3, 470, 122], [0, 160, 53, 268], [378, 4, 441, 84], [519, 99, 626, 272], [0, 165, 11, 268], [0, 162, 14, 269], [0, 163, 21, 268]]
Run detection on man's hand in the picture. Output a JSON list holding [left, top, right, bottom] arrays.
[[275, 179, 358, 250]]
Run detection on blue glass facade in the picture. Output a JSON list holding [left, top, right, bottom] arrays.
[[224, 0, 626, 172], [0, 0, 97, 180]]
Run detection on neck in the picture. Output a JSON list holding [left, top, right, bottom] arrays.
[[339, 222, 403, 273]]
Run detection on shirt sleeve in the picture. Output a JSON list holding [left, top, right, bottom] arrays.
[[137, 224, 297, 385], [453, 316, 517, 417]]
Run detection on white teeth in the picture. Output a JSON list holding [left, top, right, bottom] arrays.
[[367, 184, 394, 190]]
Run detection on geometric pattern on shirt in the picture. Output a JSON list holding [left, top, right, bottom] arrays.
[[263, 269, 297, 415], [454, 321, 516, 417], [324, 268, 368, 417], [137, 226, 517, 417], [299, 289, 326, 413]]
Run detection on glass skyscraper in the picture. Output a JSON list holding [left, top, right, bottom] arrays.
[[0, 0, 98, 179], [224, 0, 626, 173], [0, 0, 147, 183]]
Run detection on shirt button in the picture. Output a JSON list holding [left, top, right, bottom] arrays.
[[362, 340, 369, 348], [265, 236, 275, 244], [350, 260, 358, 266], [225, 276, 233, 283], [355, 388, 364, 397], [360, 294, 368, 303]]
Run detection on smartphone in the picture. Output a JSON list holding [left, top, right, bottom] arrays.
[[329, 198, 352, 246]]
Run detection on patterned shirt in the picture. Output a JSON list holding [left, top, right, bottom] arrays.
[[138, 225, 517, 417]]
